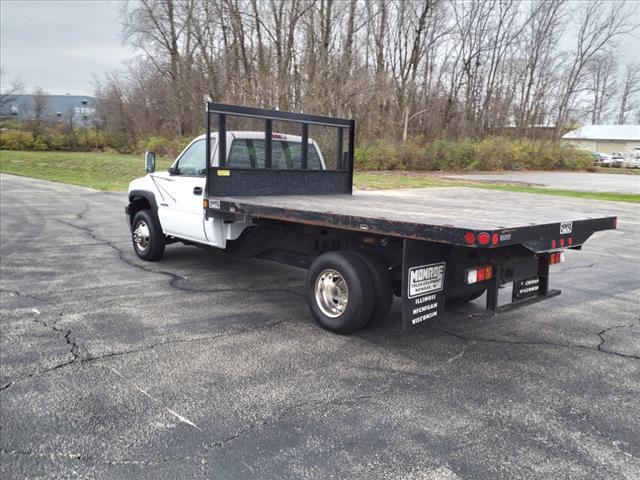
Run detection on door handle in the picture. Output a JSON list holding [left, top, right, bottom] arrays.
[[193, 186, 203, 195]]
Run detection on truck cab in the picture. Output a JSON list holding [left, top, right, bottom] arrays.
[[127, 131, 326, 255]]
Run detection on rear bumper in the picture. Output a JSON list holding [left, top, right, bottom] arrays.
[[402, 240, 564, 331], [484, 255, 556, 312], [493, 288, 561, 314]]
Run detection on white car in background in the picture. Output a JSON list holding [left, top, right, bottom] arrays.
[[610, 152, 625, 168], [623, 149, 640, 168]]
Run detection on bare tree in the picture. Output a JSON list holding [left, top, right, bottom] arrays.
[[0, 72, 24, 108], [617, 63, 640, 124], [587, 54, 617, 124], [28, 87, 50, 139], [93, 0, 640, 149], [553, 0, 638, 138]]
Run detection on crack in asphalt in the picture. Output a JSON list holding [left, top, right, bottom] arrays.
[[54, 218, 305, 298], [0, 310, 81, 392], [1, 212, 305, 393], [597, 322, 640, 358], [426, 322, 640, 361], [76, 203, 90, 221], [0, 317, 294, 393], [80, 318, 292, 364], [559, 263, 595, 273]]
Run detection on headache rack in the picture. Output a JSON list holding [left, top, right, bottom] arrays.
[[205, 102, 356, 197]]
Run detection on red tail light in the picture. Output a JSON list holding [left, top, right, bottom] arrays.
[[477, 232, 490, 245], [464, 232, 476, 245]]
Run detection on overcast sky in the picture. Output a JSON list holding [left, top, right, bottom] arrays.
[[1, 0, 134, 96], [1, 0, 639, 97]]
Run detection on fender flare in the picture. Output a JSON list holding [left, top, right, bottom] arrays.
[[127, 189, 161, 229]]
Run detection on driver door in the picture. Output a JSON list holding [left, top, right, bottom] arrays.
[[156, 139, 208, 243]]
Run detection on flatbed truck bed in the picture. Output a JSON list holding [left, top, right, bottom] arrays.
[[209, 187, 615, 251]]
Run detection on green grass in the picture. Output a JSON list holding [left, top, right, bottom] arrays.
[[354, 171, 640, 203], [1, 150, 637, 203], [353, 172, 462, 189], [467, 183, 640, 203], [0, 150, 173, 191]]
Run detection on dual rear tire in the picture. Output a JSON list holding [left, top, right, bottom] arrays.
[[306, 251, 393, 333]]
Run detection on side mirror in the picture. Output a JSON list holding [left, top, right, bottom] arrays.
[[144, 151, 156, 173], [168, 166, 177, 175]]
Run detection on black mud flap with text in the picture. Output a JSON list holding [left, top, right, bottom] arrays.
[[401, 240, 450, 332]]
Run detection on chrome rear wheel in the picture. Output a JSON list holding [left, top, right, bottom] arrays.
[[315, 269, 349, 318]]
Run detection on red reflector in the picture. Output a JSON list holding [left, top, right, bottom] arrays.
[[560, 238, 565, 247], [551, 239, 557, 249], [477, 268, 486, 281], [491, 233, 499, 245], [272, 133, 287, 139], [568, 237, 573, 246], [464, 232, 476, 245], [477, 232, 490, 245]]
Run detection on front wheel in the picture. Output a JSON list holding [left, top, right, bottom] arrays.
[[131, 210, 165, 261], [306, 251, 374, 334]]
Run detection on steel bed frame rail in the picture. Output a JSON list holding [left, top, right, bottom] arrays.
[[205, 102, 356, 197]]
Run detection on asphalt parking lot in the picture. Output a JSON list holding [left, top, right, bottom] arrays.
[[1, 173, 639, 479], [445, 171, 640, 194]]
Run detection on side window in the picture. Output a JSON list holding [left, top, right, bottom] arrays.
[[176, 139, 206, 176]]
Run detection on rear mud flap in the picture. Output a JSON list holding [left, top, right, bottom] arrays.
[[401, 240, 450, 332]]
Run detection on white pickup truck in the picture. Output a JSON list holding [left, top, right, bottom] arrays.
[[126, 103, 616, 334]]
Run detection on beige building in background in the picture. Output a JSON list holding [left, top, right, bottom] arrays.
[[561, 125, 640, 153]]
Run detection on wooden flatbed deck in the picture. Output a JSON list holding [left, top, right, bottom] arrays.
[[210, 187, 616, 249]]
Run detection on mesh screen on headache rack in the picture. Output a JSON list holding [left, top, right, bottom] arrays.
[[205, 103, 354, 196], [206, 104, 352, 172]]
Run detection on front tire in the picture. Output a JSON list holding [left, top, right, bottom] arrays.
[[306, 251, 374, 334], [131, 210, 165, 261]]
